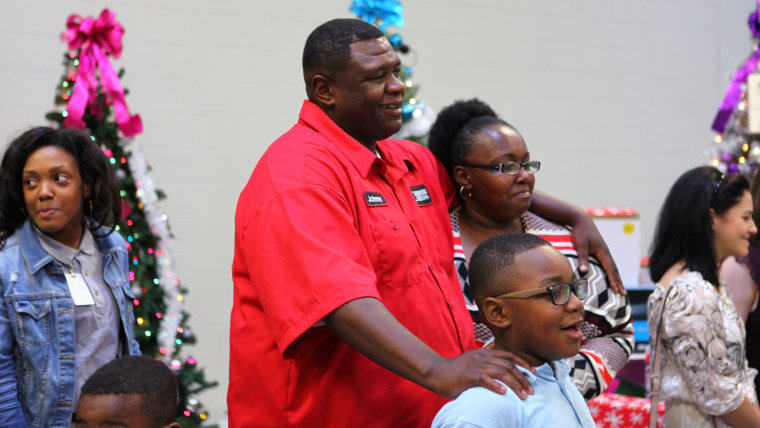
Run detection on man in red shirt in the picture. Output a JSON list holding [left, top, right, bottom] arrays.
[[229, 18, 618, 427]]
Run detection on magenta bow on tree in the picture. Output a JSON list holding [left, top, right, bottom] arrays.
[[712, 0, 760, 134], [62, 8, 142, 137]]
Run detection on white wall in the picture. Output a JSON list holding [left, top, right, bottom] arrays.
[[0, 0, 756, 422]]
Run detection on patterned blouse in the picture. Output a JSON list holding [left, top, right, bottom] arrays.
[[450, 207, 634, 400], [648, 271, 758, 428]]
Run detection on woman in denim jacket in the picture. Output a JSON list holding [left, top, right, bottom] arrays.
[[0, 127, 141, 427]]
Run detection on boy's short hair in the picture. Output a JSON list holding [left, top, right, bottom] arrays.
[[81, 356, 178, 424], [468, 233, 552, 307]]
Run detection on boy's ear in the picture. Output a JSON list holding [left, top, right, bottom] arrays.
[[481, 297, 511, 329]]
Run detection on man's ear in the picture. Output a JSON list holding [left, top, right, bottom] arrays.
[[481, 297, 511, 329], [310, 74, 336, 108]]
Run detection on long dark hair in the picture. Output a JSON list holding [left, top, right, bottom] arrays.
[[649, 166, 750, 285], [0, 127, 121, 245]]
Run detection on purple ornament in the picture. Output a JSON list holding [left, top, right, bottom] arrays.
[[727, 163, 740, 174], [720, 152, 734, 163], [750, 7, 760, 38]]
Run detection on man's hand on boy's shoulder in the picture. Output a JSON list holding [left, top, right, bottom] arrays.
[[424, 349, 536, 400]]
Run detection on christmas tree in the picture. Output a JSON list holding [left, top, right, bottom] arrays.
[[350, 0, 436, 144], [710, 1, 760, 174], [44, 9, 217, 427]]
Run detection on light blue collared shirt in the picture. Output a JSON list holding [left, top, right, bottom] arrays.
[[432, 360, 596, 428]]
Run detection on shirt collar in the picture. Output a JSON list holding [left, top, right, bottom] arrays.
[[516, 360, 571, 384], [15, 220, 55, 274], [32, 222, 96, 267], [298, 100, 414, 177]]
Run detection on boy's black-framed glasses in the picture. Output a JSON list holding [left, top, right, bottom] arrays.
[[460, 160, 541, 175], [493, 278, 589, 306]]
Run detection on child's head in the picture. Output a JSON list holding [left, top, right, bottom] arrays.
[[75, 356, 180, 428], [0, 127, 121, 246], [469, 233, 585, 366]]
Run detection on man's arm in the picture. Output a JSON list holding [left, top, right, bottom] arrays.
[[325, 297, 535, 399], [530, 190, 624, 294]]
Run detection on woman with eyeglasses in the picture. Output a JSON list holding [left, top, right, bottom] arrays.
[[648, 167, 760, 427], [427, 98, 633, 400]]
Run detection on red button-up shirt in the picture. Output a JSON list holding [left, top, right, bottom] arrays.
[[229, 101, 476, 427]]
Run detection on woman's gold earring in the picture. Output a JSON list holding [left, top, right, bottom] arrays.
[[459, 186, 472, 200], [89, 199, 93, 217]]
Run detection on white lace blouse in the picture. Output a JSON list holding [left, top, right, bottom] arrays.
[[648, 271, 758, 428]]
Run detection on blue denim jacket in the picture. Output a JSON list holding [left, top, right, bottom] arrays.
[[0, 220, 141, 427]]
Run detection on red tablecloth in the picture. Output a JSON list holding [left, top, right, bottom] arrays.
[[587, 393, 665, 428]]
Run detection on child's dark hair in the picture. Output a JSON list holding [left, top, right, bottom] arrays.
[[428, 98, 518, 185], [649, 166, 750, 286], [469, 233, 552, 306], [0, 127, 121, 245], [81, 356, 178, 425]]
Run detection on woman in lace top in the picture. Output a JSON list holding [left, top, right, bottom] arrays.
[[427, 98, 634, 400], [648, 167, 760, 427]]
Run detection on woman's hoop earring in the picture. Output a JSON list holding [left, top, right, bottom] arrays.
[[459, 186, 472, 200], [89, 199, 93, 217]]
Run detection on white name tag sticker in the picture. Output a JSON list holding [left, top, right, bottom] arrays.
[[65, 273, 95, 306]]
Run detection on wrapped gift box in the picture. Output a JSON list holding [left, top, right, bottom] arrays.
[[585, 207, 641, 287], [588, 393, 664, 427]]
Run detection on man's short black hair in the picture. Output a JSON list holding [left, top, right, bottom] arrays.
[[302, 18, 384, 81], [81, 356, 178, 425], [468, 233, 552, 307]]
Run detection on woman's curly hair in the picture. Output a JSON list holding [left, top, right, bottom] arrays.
[[427, 98, 518, 185], [0, 127, 121, 246]]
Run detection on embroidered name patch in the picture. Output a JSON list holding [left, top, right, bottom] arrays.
[[364, 192, 388, 206], [410, 185, 432, 205]]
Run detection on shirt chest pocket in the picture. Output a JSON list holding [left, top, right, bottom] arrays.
[[370, 220, 425, 288], [12, 299, 52, 347]]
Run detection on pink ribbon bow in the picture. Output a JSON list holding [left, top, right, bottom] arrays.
[[62, 9, 142, 137]]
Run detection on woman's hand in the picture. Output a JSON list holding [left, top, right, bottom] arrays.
[[529, 190, 626, 295], [570, 213, 625, 295]]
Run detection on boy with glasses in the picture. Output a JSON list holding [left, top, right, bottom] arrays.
[[432, 233, 596, 428]]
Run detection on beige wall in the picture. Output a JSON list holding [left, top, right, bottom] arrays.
[[0, 0, 756, 422]]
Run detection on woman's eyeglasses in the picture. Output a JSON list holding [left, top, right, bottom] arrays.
[[460, 160, 541, 175], [493, 278, 588, 306]]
